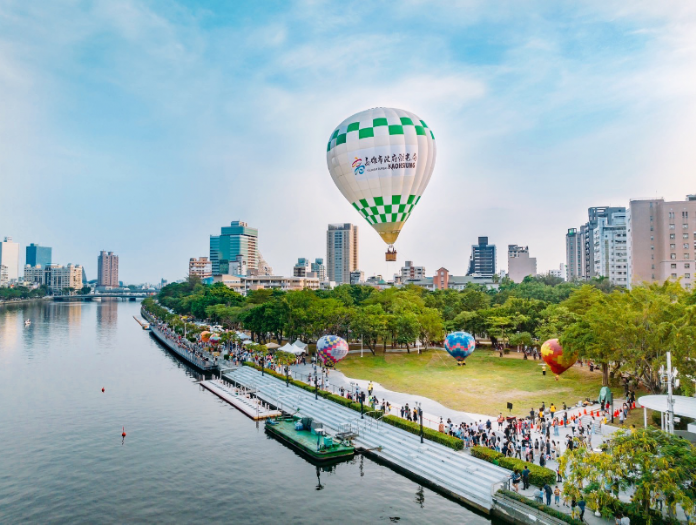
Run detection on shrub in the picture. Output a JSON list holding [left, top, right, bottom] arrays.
[[471, 446, 555, 487], [470, 446, 503, 463], [382, 415, 464, 451], [497, 489, 583, 525]]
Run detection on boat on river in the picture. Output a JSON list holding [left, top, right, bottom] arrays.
[[264, 416, 355, 462], [24, 319, 31, 326]]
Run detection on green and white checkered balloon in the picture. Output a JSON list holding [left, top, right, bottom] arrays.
[[326, 107, 436, 245]]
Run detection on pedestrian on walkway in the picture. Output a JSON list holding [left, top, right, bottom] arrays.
[[578, 497, 586, 522], [554, 486, 561, 506], [544, 483, 552, 506], [522, 466, 530, 490]]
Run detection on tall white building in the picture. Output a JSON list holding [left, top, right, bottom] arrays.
[[507, 245, 537, 283], [311, 258, 327, 282], [0, 265, 8, 287], [326, 224, 359, 284], [0, 237, 20, 281], [24, 265, 46, 285], [593, 209, 628, 286]]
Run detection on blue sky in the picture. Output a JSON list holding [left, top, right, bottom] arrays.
[[2, 1, 695, 283]]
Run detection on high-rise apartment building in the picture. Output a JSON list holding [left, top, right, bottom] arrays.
[[293, 258, 310, 277], [349, 270, 364, 285], [566, 207, 625, 281], [593, 209, 628, 286], [189, 257, 212, 280], [326, 224, 359, 284], [210, 221, 258, 275], [311, 258, 327, 282], [467, 237, 496, 277], [26, 243, 52, 267], [400, 261, 426, 283], [0, 265, 8, 287], [507, 245, 537, 283], [0, 237, 20, 281], [97, 251, 119, 288], [627, 195, 696, 290], [24, 265, 46, 285]]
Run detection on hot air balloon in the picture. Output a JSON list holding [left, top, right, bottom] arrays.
[[444, 332, 476, 365], [541, 339, 577, 379], [200, 331, 211, 343], [209, 334, 221, 346], [326, 108, 436, 261], [316, 335, 350, 367]]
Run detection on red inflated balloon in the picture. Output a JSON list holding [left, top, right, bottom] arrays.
[[540, 338, 577, 376]]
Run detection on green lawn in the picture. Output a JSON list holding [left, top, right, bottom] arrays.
[[336, 349, 624, 417]]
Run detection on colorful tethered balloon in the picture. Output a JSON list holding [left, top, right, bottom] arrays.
[[444, 332, 476, 365], [316, 335, 350, 367], [540, 338, 577, 379], [209, 334, 221, 346], [326, 107, 436, 260], [200, 331, 211, 343]]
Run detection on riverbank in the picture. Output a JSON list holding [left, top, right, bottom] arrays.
[[0, 296, 51, 308]]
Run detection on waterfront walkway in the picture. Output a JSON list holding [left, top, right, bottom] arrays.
[[224, 365, 511, 513]]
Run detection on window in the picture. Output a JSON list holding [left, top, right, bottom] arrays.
[[671, 263, 677, 269], [683, 211, 689, 219], [684, 233, 690, 239], [685, 254, 690, 259], [668, 212, 674, 219], [686, 274, 692, 279], [671, 254, 677, 260], [670, 244, 676, 250], [651, 245, 655, 250], [652, 264, 655, 269], [670, 234, 676, 239], [670, 224, 675, 230], [672, 273, 678, 278], [686, 263, 691, 269], [685, 243, 690, 249], [684, 224, 689, 229]]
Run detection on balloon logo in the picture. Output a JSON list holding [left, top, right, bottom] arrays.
[[316, 335, 349, 367], [444, 332, 476, 365], [326, 108, 436, 251], [541, 339, 577, 377], [200, 331, 211, 343]]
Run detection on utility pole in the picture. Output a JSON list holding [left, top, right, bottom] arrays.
[[660, 351, 679, 434]]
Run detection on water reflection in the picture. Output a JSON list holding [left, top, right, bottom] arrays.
[[96, 300, 118, 328]]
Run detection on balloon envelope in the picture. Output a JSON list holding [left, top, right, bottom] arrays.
[[541, 339, 577, 375], [444, 332, 476, 362], [209, 334, 221, 345], [200, 331, 211, 343], [316, 335, 349, 367], [326, 107, 436, 245]]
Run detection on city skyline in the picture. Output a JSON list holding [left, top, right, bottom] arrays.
[[2, 2, 695, 282]]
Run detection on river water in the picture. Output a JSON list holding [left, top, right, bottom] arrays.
[[0, 301, 494, 524]]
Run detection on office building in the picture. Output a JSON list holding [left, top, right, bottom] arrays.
[[566, 207, 625, 281], [24, 265, 46, 285], [0, 265, 8, 287], [593, 209, 628, 286], [0, 237, 20, 281], [97, 251, 119, 288], [45, 264, 83, 294], [627, 195, 696, 289], [549, 264, 566, 280], [507, 245, 537, 283], [26, 243, 52, 267], [189, 257, 212, 280], [243, 275, 320, 292], [326, 224, 359, 284], [400, 261, 426, 283], [467, 237, 496, 277], [350, 270, 364, 285], [311, 258, 327, 282], [424, 267, 498, 291], [210, 221, 259, 275]]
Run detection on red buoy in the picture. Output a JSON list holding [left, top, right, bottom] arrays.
[[102, 388, 105, 393], [122, 427, 126, 438]]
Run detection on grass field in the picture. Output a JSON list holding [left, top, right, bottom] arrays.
[[336, 348, 627, 417]]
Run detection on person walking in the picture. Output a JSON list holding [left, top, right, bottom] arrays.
[[368, 381, 374, 396], [544, 483, 552, 506], [578, 497, 586, 522], [554, 486, 561, 506], [521, 466, 530, 490]]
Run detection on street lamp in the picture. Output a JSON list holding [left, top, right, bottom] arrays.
[[659, 351, 680, 434], [416, 401, 424, 443]]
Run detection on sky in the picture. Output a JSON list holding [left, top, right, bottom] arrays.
[[1, 0, 695, 284]]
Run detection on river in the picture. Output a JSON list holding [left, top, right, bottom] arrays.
[[0, 300, 496, 524]]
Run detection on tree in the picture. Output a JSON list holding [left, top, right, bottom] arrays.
[[559, 428, 696, 523], [79, 286, 92, 295], [416, 307, 443, 350], [351, 304, 387, 355]]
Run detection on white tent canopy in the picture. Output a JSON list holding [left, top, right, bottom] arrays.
[[638, 395, 696, 419], [292, 339, 308, 351], [278, 342, 305, 355], [235, 331, 251, 340]]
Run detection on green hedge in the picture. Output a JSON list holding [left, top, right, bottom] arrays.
[[497, 489, 583, 525], [241, 362, 467, 451], [471, 446, 555, 487], [382, 415, 464, 450]]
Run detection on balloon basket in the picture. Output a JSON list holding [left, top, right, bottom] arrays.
[[385, 246, 397, 261]]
